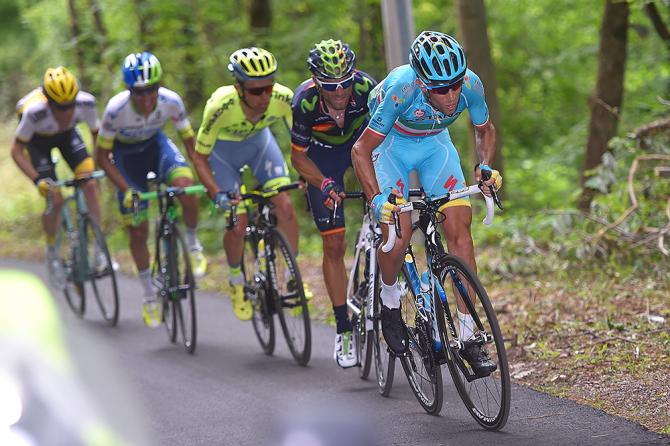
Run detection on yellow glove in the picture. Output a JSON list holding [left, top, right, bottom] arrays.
[[490, 169, 503, 190], [371, 188, 407, 224], [123, 188, 141, 209], [36, 178, 57, 198]]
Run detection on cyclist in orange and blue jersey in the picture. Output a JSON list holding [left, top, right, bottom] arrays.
[[290, 39, 377, 368], [352, 31, 503, 375]]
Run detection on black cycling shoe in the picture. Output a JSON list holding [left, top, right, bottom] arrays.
[[380, 305, 409, 355], [459, 339, 497, 377]]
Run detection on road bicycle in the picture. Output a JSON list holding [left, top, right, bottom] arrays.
[[135, 174, 204, 354], [333, 193, 396, 396], [51, 170, 119, 326], [230, 182, 311, 366], [383, 183, 510, 429]]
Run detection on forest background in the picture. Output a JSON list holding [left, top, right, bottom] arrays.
[[0, 0, 668, 434]]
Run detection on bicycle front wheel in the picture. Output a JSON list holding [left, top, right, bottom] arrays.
[[270, 228, 311, 366], [84, 217, 119, 326], [349, 237, 373, 379], [372, 263, 395, 396], [58, 214, 86, 317], [242, 229, 275, 355], [435, 255, 510, 430], [399, 265, 443, 414], [169, 225, 197, 354]]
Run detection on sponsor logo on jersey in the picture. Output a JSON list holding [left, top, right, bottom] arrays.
[[300, 96, 318, 113], [414, 109, 425, 118]]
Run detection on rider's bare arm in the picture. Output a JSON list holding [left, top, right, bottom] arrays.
[[351, 127, 386, 201], [290, 148, 327, 188], [10, 138, 39, 182], [95, 145, 129, 192], [191, 151, 220, 200]]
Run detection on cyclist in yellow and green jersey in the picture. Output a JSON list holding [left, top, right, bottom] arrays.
[[191, 47, 301, 321]]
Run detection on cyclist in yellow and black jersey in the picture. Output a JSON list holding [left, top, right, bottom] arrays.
[[10, 67, 104, 286]]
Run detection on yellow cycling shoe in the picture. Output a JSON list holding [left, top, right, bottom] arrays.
[[142, 299, 162, 328], [228, 282, 252, 321]]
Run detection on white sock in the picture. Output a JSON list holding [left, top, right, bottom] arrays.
[[186, 227, 199, 250], [138, 268, 154, 296], [229, 271, 244, 286], [380, 279, 400, 309], [458, 310, 475, 340]]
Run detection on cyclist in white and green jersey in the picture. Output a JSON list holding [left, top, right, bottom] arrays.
[[191, 47, 301, 321]]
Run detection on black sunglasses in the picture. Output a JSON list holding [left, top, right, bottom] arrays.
[[50, 100, 75, 110], [130, 84, 160, 96], [244, 84, 274, 96], [427, 80, 463, 95]]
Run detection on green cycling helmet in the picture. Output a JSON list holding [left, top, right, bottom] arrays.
[[307, 39, 356, 80]]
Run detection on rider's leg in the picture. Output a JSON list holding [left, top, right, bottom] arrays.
[[223, 212, 248, 270], [321, 231, 348, 318], [73, 157, 102, 225], [270, 192, 299, 254]]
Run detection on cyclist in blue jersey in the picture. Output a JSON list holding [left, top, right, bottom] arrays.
[[96, 52, 207, 328], [351, 31, 502, 375], [290, 39, 377, 368]]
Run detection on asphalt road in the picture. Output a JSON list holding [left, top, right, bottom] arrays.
[[2, 258, 667, 446]]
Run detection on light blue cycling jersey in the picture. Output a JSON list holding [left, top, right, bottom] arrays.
[[367, 65, 490, 205], [367, 65, 488, 138]]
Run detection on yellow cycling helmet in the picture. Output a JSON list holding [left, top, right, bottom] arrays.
[[228, 47, 277, 82], [42, 66, 79, 105]]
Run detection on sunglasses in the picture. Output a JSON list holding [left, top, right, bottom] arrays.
[[316, 75, 355, 92], [130, 84, 160, 96], [427, 80, 463, 95], [244, 84, 274, 96], [51, 101, 76, 110]]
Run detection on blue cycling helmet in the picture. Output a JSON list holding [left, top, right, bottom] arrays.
[[409, 31, 467, 86], [122, 52, 163, 88]]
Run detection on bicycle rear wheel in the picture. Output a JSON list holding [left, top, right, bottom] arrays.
[[84, 217, 119, 326], [271, 228, 311, 366], [435, 255, 510, 430], [399, 265, 443, 414], [242, 229, 275, 355], [169, 226, 197, 354], [349, 238, 373, 379], [372, 263, 395, 396], [58, 215, 86, 317]]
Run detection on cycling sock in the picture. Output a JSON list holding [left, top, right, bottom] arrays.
[[46, 245, 56, 256], [380, 278, 400, 309], [186, 226, 198, 249], [138, 268, 155, 296], [457, 310, 475, 340], [229, 265, 244, 286], [333, 304, 352, 334]]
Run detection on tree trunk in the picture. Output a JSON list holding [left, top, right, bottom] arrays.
[[133, 0, 151, 50], [580, 0, 630, 209], [67, 0, 88, 85], [455, 0, 504, 178], [250, 0, 271, 29]]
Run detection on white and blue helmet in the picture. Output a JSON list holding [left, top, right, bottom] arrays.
[[409, 31, 467, 86]]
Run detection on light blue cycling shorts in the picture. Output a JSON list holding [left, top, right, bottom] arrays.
[[372, 130, 470, 208]]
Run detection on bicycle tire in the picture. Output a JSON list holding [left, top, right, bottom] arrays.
[[243, 230, 275, 355], [372, 263, 395, 396], [84, 217, 119, 326], [349, 234, 373, 379], [399, 265, 443, 415], [271, 228, 311, 366], [59, 214, 86, 317], [169, 225, 197, 354], [435, 255, 510, 430]]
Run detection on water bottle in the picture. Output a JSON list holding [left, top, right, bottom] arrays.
[[420, 270, 443, 352]]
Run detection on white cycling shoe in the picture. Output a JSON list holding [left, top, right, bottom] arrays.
[[334, 331, 357, 368]]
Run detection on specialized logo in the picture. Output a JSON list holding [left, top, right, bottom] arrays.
[[371, 152, 380, 163], [396, 178, 405, 195], [301, 96, 318, 113], [444, 175, 458, 191]]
